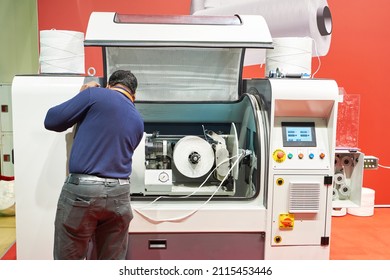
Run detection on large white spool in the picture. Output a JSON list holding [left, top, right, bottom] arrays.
[[0, 180, 15, 216], [332, 207, 346, 217], [173, 136, 214, 178], [191, 0, 332, 66], [347, 187, 375, 217], [266, 37, 313, 77], [39, 30, 85, 74]]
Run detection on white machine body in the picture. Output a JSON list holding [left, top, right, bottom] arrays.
[[264, 79, 338, 259], [12, 12, 338, 260]]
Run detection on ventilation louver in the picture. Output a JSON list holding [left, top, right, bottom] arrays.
[[289, 182, 321, 213]]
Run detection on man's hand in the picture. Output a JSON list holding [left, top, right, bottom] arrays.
[[80, 81, 100, 91]]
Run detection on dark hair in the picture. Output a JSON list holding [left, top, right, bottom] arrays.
[[108, 70, 138, 94]]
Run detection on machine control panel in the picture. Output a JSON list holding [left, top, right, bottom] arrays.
[[272, 118, 331, 170]]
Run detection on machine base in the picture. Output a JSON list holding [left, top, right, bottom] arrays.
[[126, 232, 265, 260]]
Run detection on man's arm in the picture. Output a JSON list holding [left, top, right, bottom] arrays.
[[44, 84, 96, 132]]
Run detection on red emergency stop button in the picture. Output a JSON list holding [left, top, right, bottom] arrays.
[[273, 149, 286, 163]]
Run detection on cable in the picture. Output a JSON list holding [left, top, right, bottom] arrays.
[[310, 37, 321, 78], [134, 155, 241, 222], [378, 164, 390, 169], [133, 151, 246, 223]]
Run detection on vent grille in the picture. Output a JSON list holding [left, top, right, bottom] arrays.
[[289, 182, 321, 213]]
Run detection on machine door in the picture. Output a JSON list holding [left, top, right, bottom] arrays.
[[271, 174, 330, 246]]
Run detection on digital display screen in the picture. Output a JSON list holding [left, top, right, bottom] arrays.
[[286, 127, 312, 142], [282, 122, 316, 147]]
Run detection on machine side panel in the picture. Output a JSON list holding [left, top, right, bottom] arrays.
[[12, 76, 85, 259]]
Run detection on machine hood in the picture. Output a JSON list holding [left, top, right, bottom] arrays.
[[84, 12, 272, 48], [84, 12, 273, 102]]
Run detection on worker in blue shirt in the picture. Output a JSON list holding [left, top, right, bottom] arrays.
[[44, 70, 144, 260]]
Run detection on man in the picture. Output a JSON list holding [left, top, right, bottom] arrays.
[[44, 70, 144, 260]]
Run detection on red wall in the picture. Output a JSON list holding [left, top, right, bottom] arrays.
[[319, 0, 390, 204], [37, 0, 390, 204]]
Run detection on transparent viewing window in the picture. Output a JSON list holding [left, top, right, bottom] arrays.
[[131, 94, 264, 201], [105, 47, 242, 101]]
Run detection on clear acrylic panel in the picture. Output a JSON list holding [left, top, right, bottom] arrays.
[[106, 47, 242, 101]]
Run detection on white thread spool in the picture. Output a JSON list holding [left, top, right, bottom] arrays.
[[341, 156, 353, 167], [0, 180, 15, 216], [334, 172, 345, 185], [338, 184, 351, 199], [332, 187, 339, 200], [348, 187, 375, 217], [39, 30, 85, 74], [191, 0, 332, 58], [173, 136, 215, 178], [332, 207, 346, 217], [266, 37, 313, 77], [334, 156, 340, 168]]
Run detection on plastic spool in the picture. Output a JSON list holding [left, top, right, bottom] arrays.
[[341, 156, 353, 167], [191, 0, 333, 65], [266, 37, 313, 77], [348, 187, 375, 217], [334, 172, 345, 185], [0, 180, 15, 216], [332, 187, 339, 200], [332, 207, 346, 217], [338, 184, 351, 198], [39, 30, 85, 74], [173, 136, 215, 178], [334, 156, 340, 167]]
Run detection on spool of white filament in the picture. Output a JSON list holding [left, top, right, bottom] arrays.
[[332, 207, 346, 217], [332, 187, 339, 200], [39, 30, 85, 74], [334, 172, 345, 185], [341, 156, 353, 167], [338, 184, 351, 198], [192, 0, 333, 59], [348, 187, 375, 217], [0, 180, 15, 216], [334, 156, 340, 168], [173, 136, 215, 178], [265, 37, 313, 77]]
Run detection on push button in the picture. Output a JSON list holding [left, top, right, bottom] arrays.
[[273, 149, 286, 163]]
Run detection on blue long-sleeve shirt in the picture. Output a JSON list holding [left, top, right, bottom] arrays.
[[44, 87, 144, 179]]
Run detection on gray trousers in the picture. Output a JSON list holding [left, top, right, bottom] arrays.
[[53, 175, 133, 260]]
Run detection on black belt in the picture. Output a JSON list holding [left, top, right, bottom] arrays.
[[65, 174, 130, 185]]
